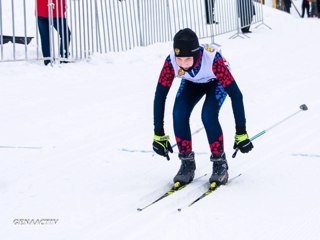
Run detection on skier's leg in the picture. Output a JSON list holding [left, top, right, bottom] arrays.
[[201, 81, 227, 155], [202, 81, 228, 184], [173, 80, 204, 153], [172, 80, 204, 184]]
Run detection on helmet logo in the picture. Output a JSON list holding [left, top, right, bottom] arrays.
[[174, 48, 181, 56]]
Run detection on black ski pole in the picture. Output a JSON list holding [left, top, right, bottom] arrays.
[[232, 104, 308, 158]]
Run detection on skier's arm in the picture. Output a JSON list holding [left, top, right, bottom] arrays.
[[212, 53, 253, 154], [153, 56, 175, 135], [212, 52, 246, 133]]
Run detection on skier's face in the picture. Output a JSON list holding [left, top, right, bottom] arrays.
[[176, 57, 194, 71]]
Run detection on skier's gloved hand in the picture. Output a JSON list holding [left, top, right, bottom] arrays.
[[153, 135, 173, 160], [233, 132, 253, 153]]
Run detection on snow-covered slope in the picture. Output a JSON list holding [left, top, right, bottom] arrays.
[[1, 5, 320, 240]]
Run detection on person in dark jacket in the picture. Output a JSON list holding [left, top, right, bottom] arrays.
[[36, 0, 71, 65], [283, 0, 292, 13], [301, 0, 310, 18], [310, 0, 319, 17], [152, 28, 253, 186], [237, 0, 255, 33], [205, 0, 217, 24]]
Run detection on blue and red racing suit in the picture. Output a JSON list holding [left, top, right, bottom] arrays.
[[153, 44, 246, 155]]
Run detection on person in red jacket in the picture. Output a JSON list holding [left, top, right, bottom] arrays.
[[36, 0, 71, 65]]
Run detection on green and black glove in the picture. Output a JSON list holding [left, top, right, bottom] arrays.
[[153, 135, 173, 160], [233, 132, 254, 153]]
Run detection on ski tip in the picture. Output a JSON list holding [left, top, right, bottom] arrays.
[[177, 208, 182, 212], [137, 208, 143, 211]]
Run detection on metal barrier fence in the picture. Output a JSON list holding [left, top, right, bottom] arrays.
[[0, 0, 265, 63]]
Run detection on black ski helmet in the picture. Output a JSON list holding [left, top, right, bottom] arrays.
[[173, 28, 200, 59]]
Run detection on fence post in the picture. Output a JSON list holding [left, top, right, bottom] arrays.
[[23, 0, 28, 60], [11, 0, 16, 60], [137, 0, 144, 46], [0, 0, 3, 61], [230, 0, 244, 39], [48, 0, 55, 65], [255, 0, 272, 30]]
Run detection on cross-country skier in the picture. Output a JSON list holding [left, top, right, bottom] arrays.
[[152, 28, 253, 185]]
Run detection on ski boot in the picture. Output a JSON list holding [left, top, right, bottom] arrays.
[[209, 152, 229, 185], [173, 151, 196, 185]]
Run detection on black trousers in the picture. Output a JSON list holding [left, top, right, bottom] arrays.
[[301, 1, 310, 18], [283, 0, 291, 13], [37, 17, 71, 65]]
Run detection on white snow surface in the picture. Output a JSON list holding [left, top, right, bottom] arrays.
[[1, 5, 320, 240]]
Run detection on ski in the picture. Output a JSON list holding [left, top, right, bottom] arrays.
[[177, 173, 242, 211], [137, 173, 207, 211]]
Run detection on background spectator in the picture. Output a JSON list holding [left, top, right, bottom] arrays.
[[238, 0, 255, 33], [36, 0, 71, 65], [301, 0, 310, 18], [205, 0, 217, 24], [283, 0, 291, 13], [310, 0, 319, 17]]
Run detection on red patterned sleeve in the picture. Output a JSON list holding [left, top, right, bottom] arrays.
[[212, 53, 234, 88], [154, 56, 175, 131], [158, 56, 175, 88]]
